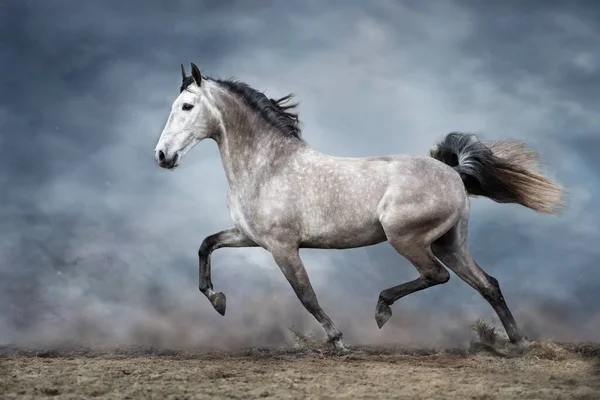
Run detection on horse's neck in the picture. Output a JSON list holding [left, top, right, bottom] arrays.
[[215, 129, 267, 187], [212, 94, 304, 189]]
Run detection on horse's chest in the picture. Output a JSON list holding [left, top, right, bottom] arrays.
[[227, 192, 260, 237], [228, 193, 247, 223]]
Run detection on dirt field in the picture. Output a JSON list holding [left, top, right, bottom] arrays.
[[1, 341, 600, 400]]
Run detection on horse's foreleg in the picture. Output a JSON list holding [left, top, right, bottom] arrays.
[[271, 247, 346, 352], [198, 227, 258, 315]]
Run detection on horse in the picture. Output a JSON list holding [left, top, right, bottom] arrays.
[[153, 63, 565, 352]]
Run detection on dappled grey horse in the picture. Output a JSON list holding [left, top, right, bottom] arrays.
[[154, 63, 565, 352]]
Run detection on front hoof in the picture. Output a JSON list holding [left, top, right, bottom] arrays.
[[332, 337, 348, 354], [210, 292, 227, 316], [375, 302, 392, 329]]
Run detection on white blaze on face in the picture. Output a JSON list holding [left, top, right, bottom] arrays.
[[154, 87, 202, 168]]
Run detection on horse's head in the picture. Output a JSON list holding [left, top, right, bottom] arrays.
[[154, 63, 218, 169]]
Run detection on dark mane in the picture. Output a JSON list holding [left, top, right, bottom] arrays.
[[214, 79, 302, 139], [179, 74, 302, 139]]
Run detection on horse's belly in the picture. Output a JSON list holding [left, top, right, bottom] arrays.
[[300, 214, 387, 249], [296, 178, 389, 249]]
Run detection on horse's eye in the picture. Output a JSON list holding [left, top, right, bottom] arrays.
[[182, 103, 194, 111]]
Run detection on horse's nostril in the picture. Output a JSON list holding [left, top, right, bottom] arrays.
[[158, 150, 166, 162]]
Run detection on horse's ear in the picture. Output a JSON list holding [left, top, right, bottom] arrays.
[[180, 64, 187, 81], [190, 63, 202, 86]]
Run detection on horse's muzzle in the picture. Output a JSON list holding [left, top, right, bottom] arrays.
[[156, 149, 179, 169]]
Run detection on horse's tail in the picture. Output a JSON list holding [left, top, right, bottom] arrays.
[[429, 132, 565, 215]]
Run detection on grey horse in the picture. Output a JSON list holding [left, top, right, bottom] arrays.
[[154, 63, 565, 352]]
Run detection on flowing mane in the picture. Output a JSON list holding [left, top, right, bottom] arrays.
[[181, 75, 302, 139]]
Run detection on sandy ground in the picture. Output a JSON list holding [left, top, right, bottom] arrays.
[[1, 342, 600, 399]]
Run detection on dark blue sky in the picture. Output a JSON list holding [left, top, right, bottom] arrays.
[[1, 0, 599, 348]]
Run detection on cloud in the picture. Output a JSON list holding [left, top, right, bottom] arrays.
[[1, 0, 599, 349]]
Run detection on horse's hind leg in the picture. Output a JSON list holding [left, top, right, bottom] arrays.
[[375, 241, 451, 329], [375, 206, 454, 328], [431, 217, 526, 344]]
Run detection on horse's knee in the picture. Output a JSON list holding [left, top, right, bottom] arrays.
[[198, 242, 209, 258], [198, 235, 218, 258]]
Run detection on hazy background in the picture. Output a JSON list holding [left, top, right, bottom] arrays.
[[1, 0, 599, 349]]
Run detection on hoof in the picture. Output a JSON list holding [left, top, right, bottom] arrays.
[[515, 337, 533, 349], [210, 292, 227, 316], [332, 337, 348, 354], [375, 302, 392, 329]]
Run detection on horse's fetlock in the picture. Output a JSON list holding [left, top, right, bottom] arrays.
[[199, 286, 213, 295], [378, 292, 393, 306], [329, 330, 343, 342]]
